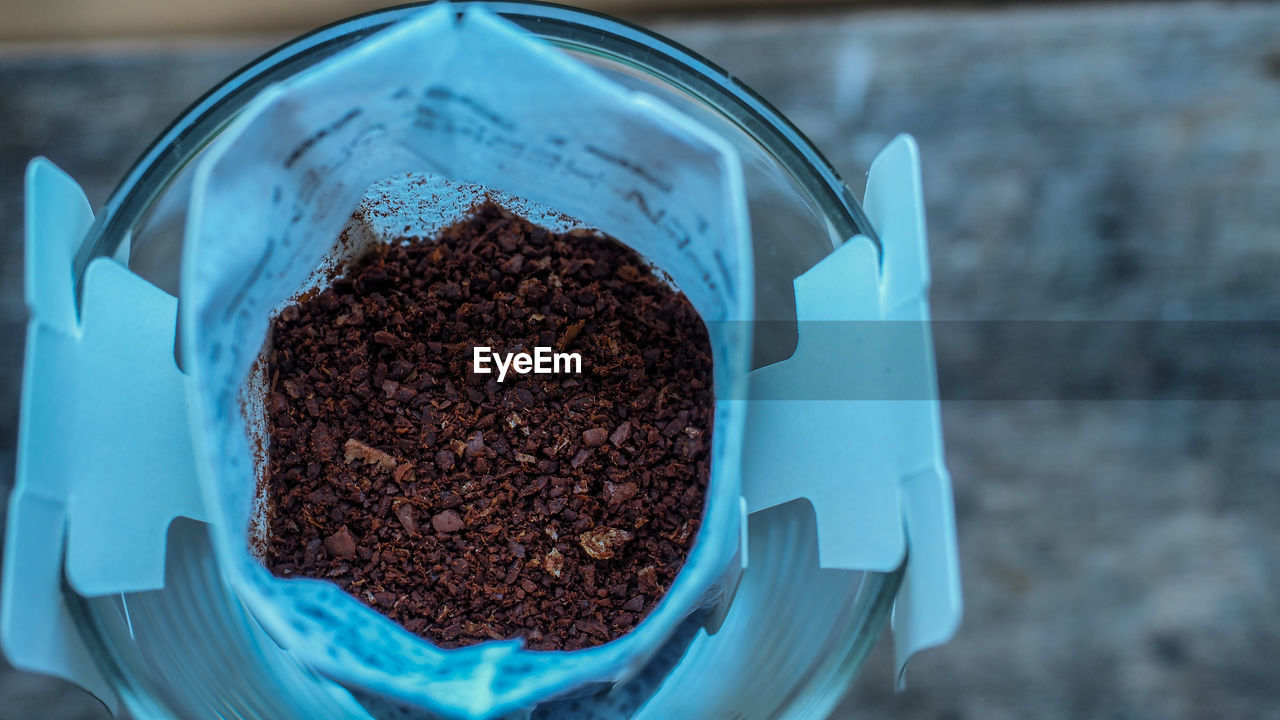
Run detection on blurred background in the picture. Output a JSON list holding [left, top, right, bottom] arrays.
[[2, 0, 1278, 718]]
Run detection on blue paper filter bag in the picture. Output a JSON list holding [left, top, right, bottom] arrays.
[[180, 5, 753, 718]]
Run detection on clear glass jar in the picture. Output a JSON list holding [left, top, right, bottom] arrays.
[[67, 4, 903, 718]]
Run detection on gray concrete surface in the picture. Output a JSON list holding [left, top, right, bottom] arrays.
[[1, 2, 1278, 718]]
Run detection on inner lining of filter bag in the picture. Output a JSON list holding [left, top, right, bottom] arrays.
[[243, 173, 735, 635]]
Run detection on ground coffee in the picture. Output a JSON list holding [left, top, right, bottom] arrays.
[[261, 202, 713, 651]]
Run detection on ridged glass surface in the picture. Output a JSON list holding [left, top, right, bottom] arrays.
[[73, 520, 371, 719], [638, 501, 898, 720]]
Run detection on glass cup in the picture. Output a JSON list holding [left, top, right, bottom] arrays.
[[67, 4, 903, 718]]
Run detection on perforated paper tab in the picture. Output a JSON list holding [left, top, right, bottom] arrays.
[[741, 136, 961, 683]]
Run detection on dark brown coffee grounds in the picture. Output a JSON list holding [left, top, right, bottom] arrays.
[[261, 202, 713, 651]]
